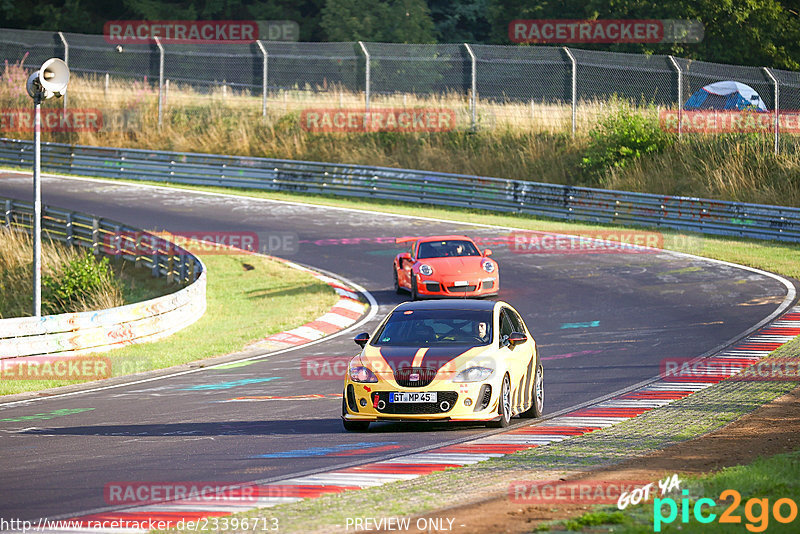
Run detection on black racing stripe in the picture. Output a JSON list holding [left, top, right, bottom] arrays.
[[377, 347, 418, 371], [378, 346, 473, 372], [420, 346, 474, 371]]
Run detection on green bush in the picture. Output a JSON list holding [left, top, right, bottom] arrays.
[[42, 251, 119, 315], [581, 107, 673, 185]]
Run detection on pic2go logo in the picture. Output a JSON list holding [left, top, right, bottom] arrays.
[[654, 489, 798, 532]]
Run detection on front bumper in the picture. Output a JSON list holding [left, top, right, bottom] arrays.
[[342, 375, 501, 423], [415, 276, 499, 298]]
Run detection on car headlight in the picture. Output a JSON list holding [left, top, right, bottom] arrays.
[[453, 366, 494, 383], [419, 264, 434, 276], [349, 366, 378, 383], [482, 261, 495, 273]]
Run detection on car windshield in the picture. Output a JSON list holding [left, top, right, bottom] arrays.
[[417, 239, 480, 259], [372, 309, 493, 346]]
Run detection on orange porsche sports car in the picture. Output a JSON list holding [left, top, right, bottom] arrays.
[[393, 235, 499, 299]]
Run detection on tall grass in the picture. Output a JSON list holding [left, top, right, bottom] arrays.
[[0, 227, 122, 317], [3, 65, 800, 206], [607, 136, 800, 205], [0, 227, 169, 318]]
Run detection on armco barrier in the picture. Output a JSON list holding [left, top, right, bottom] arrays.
[[0, 196, 206, 359], [1, 138, 798, 243]]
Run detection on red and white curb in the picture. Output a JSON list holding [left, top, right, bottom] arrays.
[[24, 306, 800, 533], [244, 260, 368, 353]]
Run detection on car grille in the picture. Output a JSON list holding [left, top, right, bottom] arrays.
[[424, 282, 441, 292], [374, 391, 459, 414], [394, 367, 437, 387], [448, 284, 477, 293], [481, 280, 494, 290]]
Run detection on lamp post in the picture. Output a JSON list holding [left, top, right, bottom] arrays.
[[25, 58, 70, 317]]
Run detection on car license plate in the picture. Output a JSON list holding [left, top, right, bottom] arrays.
[[453, 281, 469, 287], [389, 392, 437, 403]]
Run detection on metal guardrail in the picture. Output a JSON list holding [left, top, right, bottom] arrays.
[[1, 197, 203, 284], [0, 195, 206, 358], [1, 137, 798, 243]]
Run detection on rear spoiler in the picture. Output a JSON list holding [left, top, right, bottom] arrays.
[[395, 236, 419, 244]]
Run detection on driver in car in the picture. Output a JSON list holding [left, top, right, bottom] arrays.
[[475, 321, 490, 343]]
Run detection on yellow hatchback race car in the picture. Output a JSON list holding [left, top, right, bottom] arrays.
[[342, 299, 543, 431]]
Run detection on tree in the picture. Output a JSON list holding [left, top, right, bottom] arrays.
[[246, 0, 327, 42], [320, 0, 435, 42], [487, 0, 800, 70], [428, 0, 492, 42]]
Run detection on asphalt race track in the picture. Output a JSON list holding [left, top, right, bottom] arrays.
[[0, 172, 794, 522]]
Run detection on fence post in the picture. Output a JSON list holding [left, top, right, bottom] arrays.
[[151, 235, 161, 277], [92, 217, 100, 256], [256, 40, 268, 117], [65, 212, 73, 246], [154, 36, 164, 128], [3, 199, 11, 227], [563, 47, 577, 137], [358, 41, 370, 113], [58, 32, 68, 112], [667, 56, 683, 139], [464, 43, 477, 131], [763, 67, 780, 155], [112, 224, 121, 258], [179, 256, 188, 284]]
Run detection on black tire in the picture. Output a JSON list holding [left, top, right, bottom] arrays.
[[411, 275, 419, 301], [393, 266, 402, 294], [342, 398, 370, 432], [489, 374, 512, 428], [520, 364, 544, 418]]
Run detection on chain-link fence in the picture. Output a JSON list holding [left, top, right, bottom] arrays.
[[2, 28, 798, 152]]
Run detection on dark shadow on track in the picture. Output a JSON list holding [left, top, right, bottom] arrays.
[[20, 419, 348, 436], [18, 419, 512, 436]]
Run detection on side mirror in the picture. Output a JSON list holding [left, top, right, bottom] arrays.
[[483, 248, 492, 257], [354, 332, 370, 348], [398, 252, 412, 265], [507, 332, 527, 347]]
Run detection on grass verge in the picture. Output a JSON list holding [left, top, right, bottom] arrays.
[[0, 252, 338, 396]]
